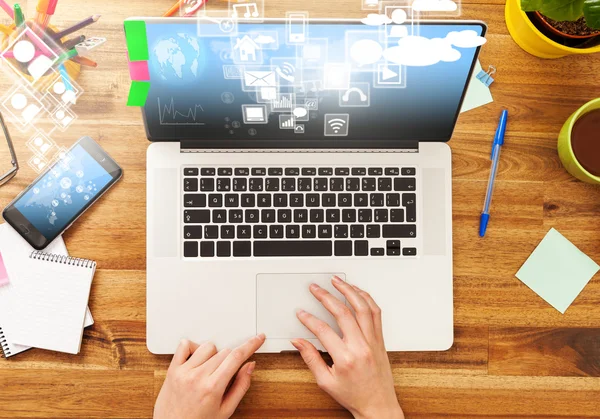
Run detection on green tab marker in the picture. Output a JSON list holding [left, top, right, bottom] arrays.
[[127, 81, 151, 107], [124, 20, 149, 61]]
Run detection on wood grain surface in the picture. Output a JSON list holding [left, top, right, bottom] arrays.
[[1, 0, 600, 417]]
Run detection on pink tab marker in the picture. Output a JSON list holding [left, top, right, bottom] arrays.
[[128, 60, 150, 81], [0, 252, 9, 287]]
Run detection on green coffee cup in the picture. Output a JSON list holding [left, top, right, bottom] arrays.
[[558, 98, 600, 185]]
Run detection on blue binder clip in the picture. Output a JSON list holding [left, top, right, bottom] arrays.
[[476, 65, 496, 87]]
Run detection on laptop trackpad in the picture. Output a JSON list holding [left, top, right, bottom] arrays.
[[256, 273, 346, 339]]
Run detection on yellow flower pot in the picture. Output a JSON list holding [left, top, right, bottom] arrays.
[[557, 98, 600, 184], [505, 0, 600, 58]]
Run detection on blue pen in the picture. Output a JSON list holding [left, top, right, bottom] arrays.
[[479, 109, 508, 237]]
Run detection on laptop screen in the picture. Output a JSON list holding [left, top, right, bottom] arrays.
[[142, 20, 485, 146]]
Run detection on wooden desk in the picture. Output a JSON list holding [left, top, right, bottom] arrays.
[[1, 0, 599, 417]]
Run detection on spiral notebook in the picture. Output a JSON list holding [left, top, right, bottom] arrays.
[[0, 251, 95, 356]]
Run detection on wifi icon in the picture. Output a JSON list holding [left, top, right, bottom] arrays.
[[324, 114, 350, 136]]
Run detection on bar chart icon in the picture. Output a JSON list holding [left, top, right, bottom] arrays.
[[279, 114, 295, 129], [272, 93, 294, 111]]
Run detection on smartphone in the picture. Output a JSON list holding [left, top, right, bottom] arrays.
[[288, 13, 307, 43], [3, 136, 122, 250]]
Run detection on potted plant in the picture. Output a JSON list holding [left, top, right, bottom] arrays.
[[505, 0, 600, 58]]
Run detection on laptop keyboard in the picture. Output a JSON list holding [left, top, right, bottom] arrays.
[[182, 166, 418, 258]]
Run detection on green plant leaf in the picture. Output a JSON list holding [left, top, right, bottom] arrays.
[[540, 0, 585, 21], [583, 0, 600, 28], [521, 0, 544, 11]]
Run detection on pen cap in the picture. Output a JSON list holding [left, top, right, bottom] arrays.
[[496, 110, 508, 146]]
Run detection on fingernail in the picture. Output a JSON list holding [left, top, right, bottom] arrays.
[[332, 275, 342, 283], [257, 333, 266, 340], [247, 361, 256, 374], [290, 339, 303, 350], [309, 283, 320, 291], [296, 309, 306, 316]]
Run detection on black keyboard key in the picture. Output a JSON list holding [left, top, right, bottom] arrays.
[[394, 178, 416, 191], [184, 194, 206, 207], [294, 209, 308, 223], [368, 168, 382, 176], [262, 209, 276, 223], [335, 225, 348, 239], [387, 247, 400, 256], [286, 225, 300, 238], [378, 178, 392, 191], [383, 224, 417, 238], [402, 168, 416, 176], [184, 178, 198, 192], [403, 193, 416, 222], [370, 193, 384, 207], [254, 225, 268, 239], [241, 194, 255, 207], [233, 241, 251, 257], [334, 241, 352, 256], [217, 241, 231, 257], [318, 168, 333, 176], [298, 178, 312, 191], [310, 209, 324, 223], [326, 209, 340, 223], [322, 194, 336, 207], [386, 193, 401, 207], [200, 178, 214, 191], [213, 210, 227, 223], [249, 178, 263, 191], [235, 168, 250, 176], [229, 210, 243, 223], [351, 224, 364, 238], [346, 178, 360, 191], [251, 168, 266, 176], [386, 240, 401, 256], [221, 225, 235, 239], [290, 194, 304, 207], [257, 194, 271, 207], [184, 226, 202, 239], [335, 168, 350, 176], [302, 168, 316, 176], [184, 168, 199, 176], [265, 178, 279, 191], [362, 178, 376, 191], [338, 194, 352, 207], [367, 224, 380, 238], [255, 241, 332, 257], [330, 178, 344, 191], [285, 168, 300, 176], [204, 225, 218, 239], [208, 194, 222, 207], [201, 241, 215, 257], [201, 168, 215, 176], [355, 240, 369, 256], [352, 168, 366, 176], [306, 194, 320, 207], [274, 194, 288, 207], [375, 209, 388, 223], [358, 209, 372, 223], [184, 210, 210, 224], [270, 225, 284, 238], [184, 241, 198, 257], [224, 194, 239, 207], [233, 178, 247, 191], [245, 209, 259, 223], [342, 209, 356, 223], [268, 168, 283, 176], [281, 178, 296, 191], [278, 209, 292, 223], [302, 224, 317, 238], [354, 194, 368, 207], [216, 178, 231, 191], [319, 225, 332, 238], [237, 225, 251, 239], [385, 168, 400, 176], [314, 178, 328, 191], [218, 168, 232, 176], [371, 247, 384, 256], [390, 209, 405, 223], [403, 247, 417, 256]]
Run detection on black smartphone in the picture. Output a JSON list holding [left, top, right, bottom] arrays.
[[2, 136, 122, 250]]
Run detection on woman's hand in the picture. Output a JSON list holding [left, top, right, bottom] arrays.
[[291, 276, 404, 419], [154, 334, 266, 419]]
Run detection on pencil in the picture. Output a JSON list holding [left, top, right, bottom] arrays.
[[164, 0, 184, 17], [52, 14, 100, 40], [14, 4, 24, 26], [0, 0, 14, 19], [70, 55, 97, 67], [61, 35, 85, 51]]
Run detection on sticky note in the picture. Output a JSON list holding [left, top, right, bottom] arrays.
[[124, 20, 149, 61], [516, 228, 600, 314], [0, 252, 9, 286], [127, 81, 151, 107], [128, 60, 150, 81]]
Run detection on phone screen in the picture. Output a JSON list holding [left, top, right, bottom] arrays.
[[13, 144, 114, 240]]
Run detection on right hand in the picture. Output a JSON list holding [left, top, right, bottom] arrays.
[[291, 276, 404, 419]]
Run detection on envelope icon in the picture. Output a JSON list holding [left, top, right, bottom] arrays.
[[244, 70, 277, 87]]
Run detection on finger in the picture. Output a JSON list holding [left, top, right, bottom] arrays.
[[170, 339, 201, 369], [291, 338, 332, 387], [331, 276, 375, 341], [186, 341, 218, 369], [309, 283, 363, 342], [212, 334, 266, 387], [200, 348, 232, 374], [352, 285, 384, 344], [220, 361, 255, 417], [296, 309, 346, 362]]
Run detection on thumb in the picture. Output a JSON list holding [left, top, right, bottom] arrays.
[[291, 339, 331, 386], [221, 361, 255, 417]]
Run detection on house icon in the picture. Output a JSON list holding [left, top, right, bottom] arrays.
[[234, 35, 259, 62]]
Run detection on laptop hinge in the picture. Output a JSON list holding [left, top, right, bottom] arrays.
[[179, 140, 419, 153]]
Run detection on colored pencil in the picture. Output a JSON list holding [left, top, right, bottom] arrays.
[[14, 4, 24, 26], [61, 35, 85, 51], [0, 0, 14, 19], [55, 47, 78, 65], [163, 0, 184, 17], [70, 55, 97, 67], [58, 63, 73, 91], [39, 0, 59, 31], [52, 14, 100, 40]]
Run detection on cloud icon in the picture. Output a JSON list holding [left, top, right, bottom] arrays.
[[350, 39, 384, 66], [383, 36, 460, 67], [254, 35, 276, 45], [361, 13, 392, 26], [412, 0, 458, 11], [445, 30, 487, 48]]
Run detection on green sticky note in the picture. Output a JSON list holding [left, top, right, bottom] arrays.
[[516, 228, 599, 314], [124, 20, 149, 61], [127, 81, 150, 107]]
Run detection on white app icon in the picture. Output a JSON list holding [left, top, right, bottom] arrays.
[[242, 104, 268, 124], [324, 114, 350, 137], [26, 132, 56, 157], [27, 155, 49, 173], [1, 85, 45, 128], [243, 70, 276, 87], [377, 64, 402, 85]]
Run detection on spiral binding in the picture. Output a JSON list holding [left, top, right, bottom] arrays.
[[29, 251, 96, 269], [0, 326, 10, 358]]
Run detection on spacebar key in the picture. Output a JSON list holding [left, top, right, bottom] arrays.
[[254, 241, 332, 257]]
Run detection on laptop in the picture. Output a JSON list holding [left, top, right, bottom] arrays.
[[136, 17, 487, 353]]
